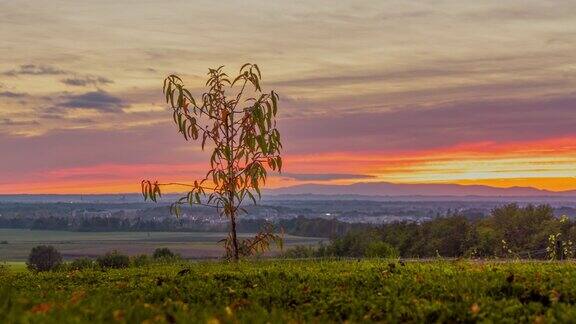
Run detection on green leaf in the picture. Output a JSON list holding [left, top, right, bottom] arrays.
[[165, 83, 171, 103], [202, 133, 208, 150], [253, 64, 262, 79], [232, 74, 244, 86], [265, 102, 272, 129], [148, 184, 155, 202], [141, 181, 148, 200], [252, 74, 261, 91], [182, 89, 195, 104], [246, 190, 256, 205], [172, 110, 179, 125], [271, 91, 278, 116], [256, 135, 267, 154], [240, 63, 251, 72]]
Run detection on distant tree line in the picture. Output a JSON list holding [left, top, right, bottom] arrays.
[[286, 204, 574, 260], [0, 213, 368, 238], [3, 202, 574, 259]]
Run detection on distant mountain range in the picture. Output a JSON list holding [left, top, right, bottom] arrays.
[[266, 182, 576, 197], [1, 182, 575, 204]]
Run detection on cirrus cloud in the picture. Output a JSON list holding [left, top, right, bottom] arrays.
[[60, 75, 113, 87], [1, 64, 67, 76], [0, 91, 29, 98]]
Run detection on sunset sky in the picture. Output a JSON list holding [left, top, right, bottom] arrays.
[[1, 0, 575, 194]]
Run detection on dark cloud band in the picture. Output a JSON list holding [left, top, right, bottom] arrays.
[[58, 90, 127, 113], [282, 173, 375, 181], [1, 64, 67, 76], [60, 76, 113, 87], [0, 91, 29, 98]]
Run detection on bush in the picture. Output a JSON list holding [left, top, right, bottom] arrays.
[[317, 231, 399, 258], [0, 240, 8, 244], [365, 241, 398, 258], [97, 251, 129, 269], [69, 257, 95, 271], [131, 254, 151, 267], [283, 245, 317, 259], [153, 248, 176, 260], [27, 245, 63, 272]]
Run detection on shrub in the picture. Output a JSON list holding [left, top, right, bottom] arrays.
[[69, 257, 95, 271], [27, 245, 62, 272], [316, 232, 399, 258], [283, 245, 317, 259], [365, 241, 398, 258], [153, 248, 176, 260], [97, 250, 129, 269], [131, 254, 151, 267], [0, 240, 8, 244]]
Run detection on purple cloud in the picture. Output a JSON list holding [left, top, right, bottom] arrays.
[[0, 121, 200, 178], [0, 91, 29, 98], [2, 64, 67, 76], [282, 173, 375, 181], [281, 94, 576, 154], [60, 76, 113, 87], [58, 90, 126, 113]]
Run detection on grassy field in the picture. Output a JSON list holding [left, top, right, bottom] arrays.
[[1, 261, 26, 272], [2, 259, 576, 323], [0, 229, 323, 261]]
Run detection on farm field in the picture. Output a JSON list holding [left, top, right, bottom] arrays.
[[2, 261, 26, 272], [0, 229, 323, 261], [2, 260, 576, 323]]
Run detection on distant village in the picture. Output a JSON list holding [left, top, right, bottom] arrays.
[[2, 197, 576, 234]]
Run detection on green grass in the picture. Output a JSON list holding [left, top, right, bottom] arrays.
[[0, 229, 323, 261], [2, 259, 576, 323], [1, 261, 26, 272]]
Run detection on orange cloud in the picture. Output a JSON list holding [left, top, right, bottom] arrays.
[[0, 137, 575, 194], [450, 178, 576, 192], [279, 136, 576, 190]]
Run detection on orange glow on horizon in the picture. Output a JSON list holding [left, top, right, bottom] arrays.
[[447, 178, 576, 192], [2, 176, 574, 195], [1, 137, 575, 194]]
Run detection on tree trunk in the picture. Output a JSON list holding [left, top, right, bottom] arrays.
[[231, 212, 239, 261], [226, 104, 239, 262]]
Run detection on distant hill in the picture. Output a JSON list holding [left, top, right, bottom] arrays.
[[266, 182, 576, 198], [1, 182, 576, 203]]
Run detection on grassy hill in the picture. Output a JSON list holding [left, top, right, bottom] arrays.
[[1, 259, 576, 323]]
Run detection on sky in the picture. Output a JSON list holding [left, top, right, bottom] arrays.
[[0, 0, 575, 194]]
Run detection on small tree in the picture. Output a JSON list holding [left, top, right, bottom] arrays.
[[97, 250, 130, 269], [69, 257, 96, 271], [153, 247, 176, 260], [142, 64, 283, 261], [27, 245, 62, 272]]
